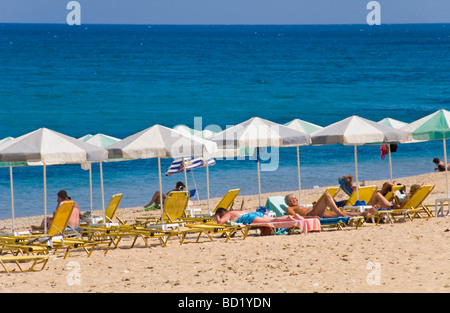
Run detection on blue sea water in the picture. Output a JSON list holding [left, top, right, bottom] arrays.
[[0, 23, 449, 220]]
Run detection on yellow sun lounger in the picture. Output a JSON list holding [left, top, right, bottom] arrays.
[[343, 185, 378, 207], [189, 189, 241, 219], [373, 184, 435, 224], [383, 184, 405, 202], [89, 193, 124, 225], [135, 191, 190, 226], [9, 201, 107, 259], [0, 255, 55, 273], [214, 189, 241, 212]]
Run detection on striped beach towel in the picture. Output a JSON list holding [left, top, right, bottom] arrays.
[[165, 157, 216, 176]]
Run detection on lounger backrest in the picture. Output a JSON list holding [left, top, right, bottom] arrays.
[[403, 185, 435, 210], [346, 185, 378, 206], [265, 196, 287, 217], [384, 185, 405, 202], [48, 201, 75, 236], [163, 191, 190, 222], [104, 193, 123, 223], [325, 187, 340, 199], [214, 189, 241, 212], [339, 179, 353, 197]]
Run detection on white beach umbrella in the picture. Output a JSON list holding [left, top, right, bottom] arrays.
[[402, 109, 450, 197], [285, 119, 323, 202], [209, 117, 311, 206], [172, 125, 223, 212], [285, 119, 323, 134], [378, 117, 409, 181], [311, 116, 411, 200], [0, 137, 26, 232], [378, 117, 408, 129], [80, 133, 122, 215], [0, 128, 108, 232], [107, 124, 218, 224]]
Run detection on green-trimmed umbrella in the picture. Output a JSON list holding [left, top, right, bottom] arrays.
[[402, 109, 450, 197], [378, 117, 407, 129], [80, 133, 121, 215], [378, 118, 408, 181], [285, 119, 323, 134], [209, 117, 311, 206], [285, 119, 323, 203], [311, 116, 411, 200]]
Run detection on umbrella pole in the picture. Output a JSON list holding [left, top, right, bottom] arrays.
[[297, 145, 302, 205], [388, 144, 393, 182], [43, 163, 47, 234], [354, 145, 359, 201], [206, 158, 210, 214], [100, 162, 105, 221], [89, 164, 93, 213], [444, 138, 449, 198], [257, 148, 262, 207], [190, 171, 200, 201], [182, 157, 189, 191], [9, 166, 15, 232], [158, 157, 164, 225]]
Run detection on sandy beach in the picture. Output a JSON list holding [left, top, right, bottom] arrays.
[[0, 171, 449, 293]]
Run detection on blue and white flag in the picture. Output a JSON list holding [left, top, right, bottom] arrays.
[[165, 157, 216, 176]]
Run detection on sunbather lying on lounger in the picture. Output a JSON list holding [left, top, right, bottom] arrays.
[[284, 193, 375, 219], [214, 207, 305, 225], [367, 182, 421, 210]]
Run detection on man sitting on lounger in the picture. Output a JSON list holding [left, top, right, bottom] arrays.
[[32, 190, 80, 231], [143, 181, 185, 210], [214, 207, 305, 225], [284, 193, 375, 219]]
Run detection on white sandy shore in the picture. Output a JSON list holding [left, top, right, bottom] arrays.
[[0, 171, 449, 293]]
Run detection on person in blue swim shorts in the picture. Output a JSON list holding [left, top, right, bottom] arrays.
[[214, 207, 305, 225]]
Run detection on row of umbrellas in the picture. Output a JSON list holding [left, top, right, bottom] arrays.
[[0, 109, 449, 232]]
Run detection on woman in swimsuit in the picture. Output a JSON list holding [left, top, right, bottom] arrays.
[[214, 207, 305, 225]]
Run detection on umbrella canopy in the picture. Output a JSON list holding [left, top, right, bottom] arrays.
[[108, 124, 217, 160], [173, 125, 216, 140], [0, 128, 108, 232], [312, 116, 411, 146], [165, 157, 216, 176], [311, 116, 411, 199], [80, 133, 121, 148], [80, 133, 122, 214], [402, 109, 450, 141], [209, 117, 311, 206], [378, 117, 408, 129], [210, 117, 310, 149], [0, 128, 107, 164], [402, 109, 450, 197], [107, 124, 218, 224], [285, 119, 323, 134]]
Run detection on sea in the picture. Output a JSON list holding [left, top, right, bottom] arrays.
[[0, 23, 449, 220]]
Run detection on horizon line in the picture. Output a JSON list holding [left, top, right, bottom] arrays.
[[1, 22, 449, 26]]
